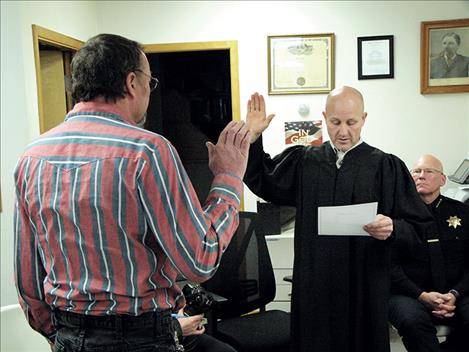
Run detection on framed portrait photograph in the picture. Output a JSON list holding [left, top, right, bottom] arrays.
[[268, 33, 335, 95], [357, 35, 394, 80], [421, 18, 469, 94]]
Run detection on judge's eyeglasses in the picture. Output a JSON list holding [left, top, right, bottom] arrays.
[[410, 168, 442, 176], [135, 69, 159, 91]]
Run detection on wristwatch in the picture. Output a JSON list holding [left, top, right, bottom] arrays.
[[449, 289, 460, 299]]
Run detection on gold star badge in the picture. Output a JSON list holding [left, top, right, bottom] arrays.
[[447, 216, 462, 229]]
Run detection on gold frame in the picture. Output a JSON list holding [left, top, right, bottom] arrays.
[[32, 25, 83, 133], [420, 18, 469, 94], [268, 33, 335, 95]]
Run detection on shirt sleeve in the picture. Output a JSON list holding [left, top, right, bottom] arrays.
[[452, 204, 469, 298], [453, 270, 469, 298], [138, 138, 243, 282], [14, 162, 56, 342]]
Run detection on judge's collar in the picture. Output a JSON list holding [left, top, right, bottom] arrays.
[[331, 139, 363, 168], [331, 139, 363, 157]]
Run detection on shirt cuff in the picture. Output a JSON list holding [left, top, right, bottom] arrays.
[[209, 173, 243, 207]]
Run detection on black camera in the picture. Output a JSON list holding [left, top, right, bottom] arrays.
[[182, 283, 214, 315]]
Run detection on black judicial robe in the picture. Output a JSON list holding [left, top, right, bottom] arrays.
[[244, 138, 433, 352]]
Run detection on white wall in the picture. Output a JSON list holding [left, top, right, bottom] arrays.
[[0, 0, 98, 306], [95, 0, 469, 208], [1, 0, 468, 306]]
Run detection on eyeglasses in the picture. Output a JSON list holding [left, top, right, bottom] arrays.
[[135, 69, 159, 91], [410, 168, 443, 176]]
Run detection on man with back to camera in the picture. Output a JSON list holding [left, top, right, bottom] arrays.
[[389, 154, 469, 352], [243, 87, 434, 352], [430, 32, 469, 79], [13, 33, 250, 351]]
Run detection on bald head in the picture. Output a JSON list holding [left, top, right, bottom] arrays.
[[325, 86, 365, 115], [413, 154, 444, 173], [411, 154, 446, 204], [322, 86, 367, 152]]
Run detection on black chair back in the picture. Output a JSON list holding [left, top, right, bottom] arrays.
[[202, 211, 276, 318], [202, 211, 291, 352]]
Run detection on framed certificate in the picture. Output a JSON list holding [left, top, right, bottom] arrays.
[[268, 33, 335, 95], [357, 35, 394, 80]]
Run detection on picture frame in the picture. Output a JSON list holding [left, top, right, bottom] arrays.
[[357, 35, 394, 80], [421, 18, 469, 94], [268, 33, 334, 95]]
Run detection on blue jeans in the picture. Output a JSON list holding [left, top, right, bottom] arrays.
[[183, 334, 237, 352], [53, 310, 176, 352]]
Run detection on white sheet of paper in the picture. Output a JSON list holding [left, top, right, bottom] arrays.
[[318, 202, 378, 236]]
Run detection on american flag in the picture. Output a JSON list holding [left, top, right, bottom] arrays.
[[285, 120, 322, 146]]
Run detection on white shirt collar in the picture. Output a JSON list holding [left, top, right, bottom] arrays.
[[330, 139, 363, 168], [444, 52, 457, 63]]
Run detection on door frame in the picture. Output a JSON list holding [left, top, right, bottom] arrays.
[[143, 41, 240, 122], [144, 41, 243, 207], [33, 32, 241, 130], [32, 24, 83, 133]]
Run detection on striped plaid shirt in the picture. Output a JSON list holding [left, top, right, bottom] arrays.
[[13, 103, 242, 340]]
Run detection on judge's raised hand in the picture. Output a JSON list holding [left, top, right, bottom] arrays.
[[363, 214, 393, 240], [206, 121, 250, 178], [246, 92, 275, 143]]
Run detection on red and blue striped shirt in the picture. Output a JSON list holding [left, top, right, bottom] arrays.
[[14, 103, 242, 340]]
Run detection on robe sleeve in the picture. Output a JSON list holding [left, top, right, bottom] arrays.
[[381, 155, 434, 240], [244, 136, 305, 206], [453, 265, 469, 298], [383, 155, 434, 298], [391, 220, 426, 298], [452, 204, 469, 298]]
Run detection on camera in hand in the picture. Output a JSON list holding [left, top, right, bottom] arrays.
[[182, 283, 214, 315]]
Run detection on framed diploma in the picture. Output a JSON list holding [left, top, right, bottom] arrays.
[[268, 33, 335, 95], [357, 35, 394, 80]]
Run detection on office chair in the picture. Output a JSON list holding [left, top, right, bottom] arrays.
[[390, 323, 453, 346], [202, 211, 290, 352], [435, 324, 453, 341]]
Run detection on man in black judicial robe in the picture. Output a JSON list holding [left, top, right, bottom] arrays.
[[243, 87, 434, 352], [389, 154, 469, 352]]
